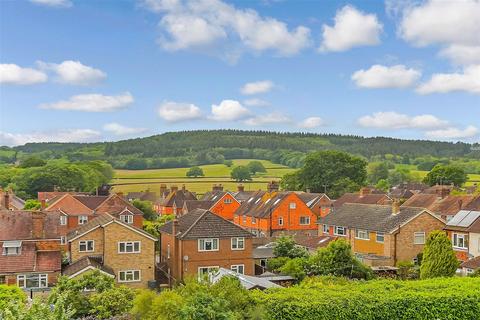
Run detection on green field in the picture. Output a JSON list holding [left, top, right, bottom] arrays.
[[111, 159, 295, 196]]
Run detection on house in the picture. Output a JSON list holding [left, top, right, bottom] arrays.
[[0, 208, 64, 290], [319, 202, 445, 266], [444, 210, 480, 262], [157, 185, 197, 215], [297, 192, 332, 217], [159, 209, 254, 283], [197, 186, 242, 221], [460, 256, 480, 275], [0, 189, 25, 210], [389, 182, 429, 200], [332, 187, 392, 210], [45, 193, 144, 231], [65, 214, 157, 288], [233, 190, 319, 237], [181, 200, 215, 215], [253, 242, 276, 274], [125, 190, 157, 203]]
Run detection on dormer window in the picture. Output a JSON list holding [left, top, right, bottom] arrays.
[[2, 241, 22, 256], [120, 214, 134, 224]]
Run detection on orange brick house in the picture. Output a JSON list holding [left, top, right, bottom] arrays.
[[159, 209, 254, 284], [319, 202, 445, 266], [198, 190, 242, 220], [233, 191, 318, 237], [444, 210, 480, 262], [297, 193, 332, 218]]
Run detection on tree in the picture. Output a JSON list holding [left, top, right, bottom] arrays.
[[247, 161, 266, 175], [186, 166, 204, 178], [279, 257, 308, 281], [0, 284, 25, 311], [420, 230, 458, 279], [273, 236, 308, 259], [224, 160, 233, 167], [367, 162, 389, 184], [423, 164, 468, 187], [18, 156, 46, 168], [230, 166, 252, 182], [89, 286, 135, 319], [375, 179, 390, 192], [280, 172, 301, 191], [23, 199, 43, 210], [133, 199, 157, 221], [125, 158, 148, 170]]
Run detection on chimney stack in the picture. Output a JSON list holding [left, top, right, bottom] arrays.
[[212, 184, 224, 192], [171, 185, 178, 192], [359, 187, 371, 197], [160, 184, 167, 197], [267, 181, 280, 193], [4, 193, 10, 210], [237, 184, 245, 192], [392, 200, 400, 215], [41, 199, 46, 210], [182, 184, 186, 192], [32, 212, 45, 238]]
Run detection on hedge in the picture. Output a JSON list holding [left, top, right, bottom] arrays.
[[0, 285, 25, 311], [254, 277, 480, 320]]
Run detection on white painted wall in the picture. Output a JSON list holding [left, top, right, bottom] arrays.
[[469, 232, 480, 258]]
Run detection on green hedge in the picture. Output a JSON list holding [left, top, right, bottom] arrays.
[[254, 277, 480, 320], [0, 285, 25, 311]]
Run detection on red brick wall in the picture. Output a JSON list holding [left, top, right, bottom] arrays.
[[210, 194, 240, 221]]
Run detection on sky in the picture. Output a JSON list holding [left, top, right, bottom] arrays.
[[0, 0, 479, 146]]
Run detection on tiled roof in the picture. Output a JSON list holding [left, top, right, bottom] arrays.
[[235, 191, 293, 218], [201, 191, 227, 202], [125, 192, 157, 202], [294, 235, 337, 250], [464, 196, 480, 211], [36, 251, 62, 272], [296, 192, 330, 208], [445, 210, 480, 233], [461, 256, 480, 270], [401, 194, 438, 208], [402, 194, 478, 215], [63, 256, 114, 277], [0, 210, 64, 240], [94, 194, 144, 216], [319, 203, 430, 233], [0, 242, 61, 273], [333, 193, 391, 208], [161, 190, 197, 207], [73, 196, 108, 210], [159, 209, 253, 239], [232, 191, 257, 202], [210, 268, 281, 290], [183, 200, 214, 212]]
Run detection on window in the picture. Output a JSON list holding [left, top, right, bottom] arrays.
[[78, 215, 88, 225], [252, 217, 257, 224], [60, 215, 67, 225], [376, 232, 385, 243], [355, 229, 369, 240], [334, 226, 347, 236], [198, 238, 219, 251], [120, 214, 133, 224], [453, 233, 468, 249], [79, 240, 94, 252], [231, 237, 245, 250], [260, 259, 267, 268], [414, 232, 425, 245], [299, 216, 310, 225], [278, 217, 284, 226], [198, 266, 218, 278], [231, 264, 245, 274], [118, 270, 140, 282], [2, 241, 22, 256], [289, 202, 296, 209], [17, 274, 48, 289], [242, 215, 247, 224], [60, 236, 66, 245], [118, 241, 141, 253], [323, 224, 329, 234], [224, 198, 232, 204]]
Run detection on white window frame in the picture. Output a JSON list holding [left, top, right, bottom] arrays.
[[3, 246, 21, 256], [251, 217, 257, 224], [118, 241, 141, 254], [118, 270, 141, 282], [278, 217, 284, 226], [355, 229, 369, 240], [60, 236, 66, 245], [198, 266, 219, 279], [231, 264, 245, 274], [79, 240, 94, 252], [17, 274, 48, 289], [60, 215, 67, 226], [224, 198, 233, 204], [78, 215, 88, 225], [299, 216, 311, 225], [242, 215, 247, 224], [376, 232, 385, 243], [120, 214, 134, 224], [289, 202, 296, 209], [323, 224, 329, 234], [334, 226, 347, 236], [198, 238, 219, 252], [452, 233, 468, 250], [414, 232, 426, 245], [231, 237, 245, 250]]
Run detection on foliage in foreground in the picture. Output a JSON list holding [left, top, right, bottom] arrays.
[[420, 230, 458, 279]]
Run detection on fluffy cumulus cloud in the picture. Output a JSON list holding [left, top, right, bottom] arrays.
[[320, 5, 382, 52], [157, 101, 202, 122], [144, 0, 311, 57], [416, 65, 480, 95], [243, 98, 270, 107], [299, 117, 325, 129], [358, 111, 448, 130], [351, 64, 421, 89], [210, 99, 251, 121], [39, 92, 134, 112], [425, 126, 479, 140], [0, 129, 100, 146], [103, 123, 147, 136], [37, 60, 106, 85], [244, 113, 291, 126], [0, 64, 47, 85], [30, 0, 72, 7], [439, 45, 480, 66], [240, 80, 274, 95]]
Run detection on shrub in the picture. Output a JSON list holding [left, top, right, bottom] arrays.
[[0, 285, 25, 311], [420, 230, 458, 279]]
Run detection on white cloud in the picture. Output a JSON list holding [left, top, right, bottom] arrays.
[[210, 99, 251, 121], [144, 0, 311, 57], [38, 60, 106, 85], [399, 0, 480, 48], [243, 98, 270, 107], [358, 111, 448, 130], [320, 5, 382, 52], [416, 65, 480, 95], [103, 123, 147, 136], [0, 64, 47, 85], [244, 113, 291, 126], [240, 80, 274, 95], [425, 126, 479, 140], [30, 0, 72, 7], [351, 64, 421, 89], [157, 101, 202, 122], [299, 117, 325, 129], [39, 92, 134, 112], [0, 129, 100, 146], [439, 45, 480, 66]]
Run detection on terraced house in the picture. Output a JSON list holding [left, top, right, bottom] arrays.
[[319, 202, 445, 266], [65, 214, 157, 288]]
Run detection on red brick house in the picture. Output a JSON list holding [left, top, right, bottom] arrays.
[[444, 210, 480, 262], [157, 185, 197, 215], [297, 192, 332, 218], [159, 209, 254, 284], [0, 209, 64, 289], [333, 187, 392, 209]]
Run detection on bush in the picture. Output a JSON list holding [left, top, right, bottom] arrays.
[[420, 230, 458, 279], [186, 166, 204, 178], [0, 285, 25, 311]]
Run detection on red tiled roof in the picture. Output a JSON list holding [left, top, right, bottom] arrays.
[[0, 241, 36, 273], [461, 256, 480, 270], [0, 210, 64, 241], [73, 196, 108, 210], [36, 251, 62, 272]]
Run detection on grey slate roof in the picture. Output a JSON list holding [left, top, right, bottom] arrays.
[[159, 209, 253, 239], [63, 256, 115, 277], [183, 200, 214, 212], [319, 203, 429, 233]]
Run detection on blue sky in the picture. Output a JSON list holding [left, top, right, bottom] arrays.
[[1, 0, 479, 146]]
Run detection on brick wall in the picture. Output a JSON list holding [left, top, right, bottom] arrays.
[[70, 227, 105, 262]]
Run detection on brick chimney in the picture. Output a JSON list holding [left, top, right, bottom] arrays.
[[181, 184, 186, 192], [267, 181, 280, 193], [160, 184, 167, 195], [359, 187, 371, 197], [237, 184, 245, 192], [458, 199, 463, 210], [171, 185, 178, 192], [32, 212, 45, 238], [41, 199, 46, 210], [212, 184, 224, 192], [392, 200, 400, 215]]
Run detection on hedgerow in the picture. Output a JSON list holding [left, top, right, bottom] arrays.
[[253, 277, 480, 320]]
